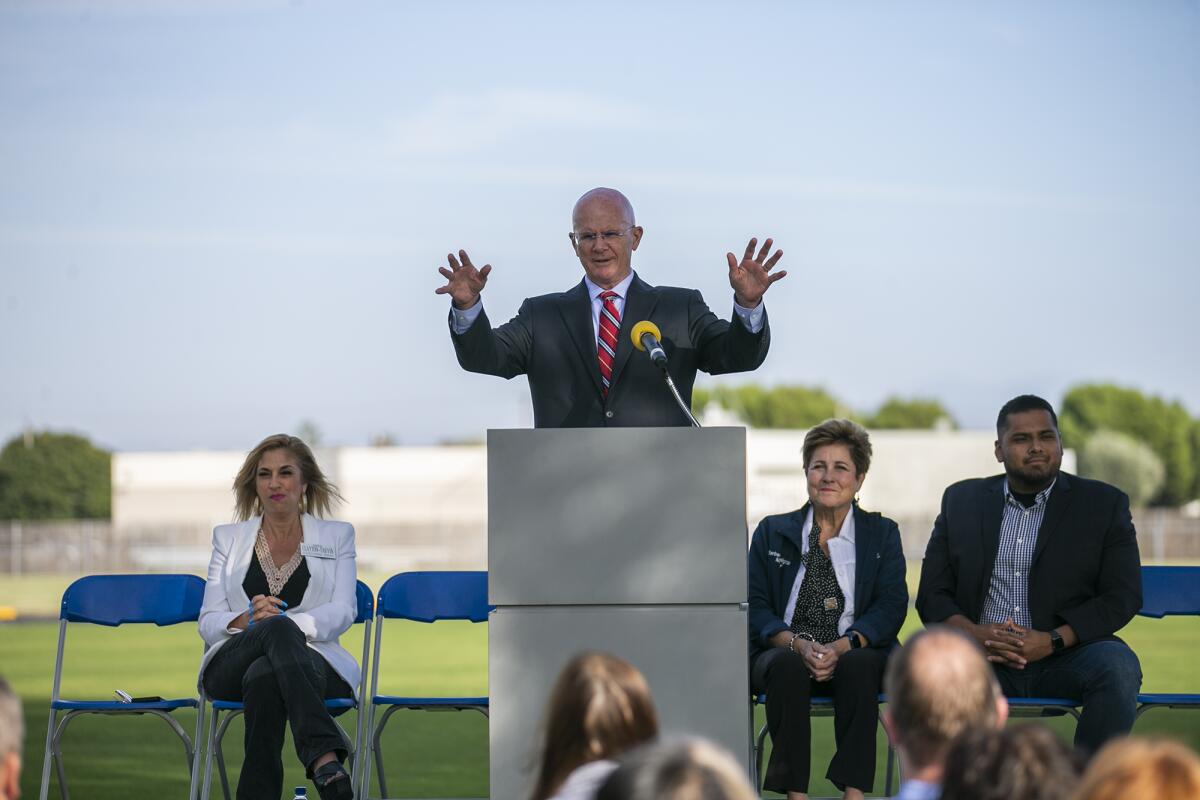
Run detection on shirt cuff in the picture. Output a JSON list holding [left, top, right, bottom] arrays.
[[449, 301, 484, 334], [733, 300, 765, 334]]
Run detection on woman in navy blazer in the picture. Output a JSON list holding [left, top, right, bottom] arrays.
[[198, 434, 357, 800], [747, 420, 908, 800]]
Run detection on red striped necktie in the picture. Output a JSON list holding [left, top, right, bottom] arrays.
[[597, 290, 621, 396]]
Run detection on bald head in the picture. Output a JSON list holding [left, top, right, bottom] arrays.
[[572, 187, 636, 229], [884, 627, 1006, 772], [569, 187, 643, 289]]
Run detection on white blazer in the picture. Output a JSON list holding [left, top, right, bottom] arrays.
[[197, 514, 360, 698]]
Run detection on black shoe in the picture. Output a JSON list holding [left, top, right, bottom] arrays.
[[313, 760, 354, 800]]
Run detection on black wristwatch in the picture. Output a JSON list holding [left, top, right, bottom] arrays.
[[846, 631, 862, 649], [1049, 629, 1065, 653]]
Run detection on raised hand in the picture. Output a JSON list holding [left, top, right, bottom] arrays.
[[436, 249, 493, 310], [727, 237, 786, 308]]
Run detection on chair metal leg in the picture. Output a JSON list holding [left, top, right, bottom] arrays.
[[754, 722, 768, 792], [371, 705, 405, 800], [885, 741, 896, 795], [214, 710, 239, 800], [201, 704, 220, 800], [38, 708, 57, 800], [189, 701, 207, 800]]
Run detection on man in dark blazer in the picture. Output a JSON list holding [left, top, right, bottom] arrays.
[[436, 187, 786, 427], [916, 394, 1143, 754]]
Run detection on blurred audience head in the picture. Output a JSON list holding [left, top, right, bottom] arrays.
[[1071, 736, 1200, 800], [0, 674, 23, 800], [531, 651, 659, 800], [883, 626, 1007, 776], [596, 738, 756, 800], [940, 723, 1083, 800]]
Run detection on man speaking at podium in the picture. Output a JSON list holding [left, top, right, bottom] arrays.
[[438, 187, 786, 427]]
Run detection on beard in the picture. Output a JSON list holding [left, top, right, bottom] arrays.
[[1007, 459, 1058, 489]]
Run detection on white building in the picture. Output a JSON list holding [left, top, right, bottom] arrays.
[[113, 427, 1065, 572]]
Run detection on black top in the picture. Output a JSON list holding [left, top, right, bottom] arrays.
[[789, 523, 845, 645], [242, 550, 310, 608]]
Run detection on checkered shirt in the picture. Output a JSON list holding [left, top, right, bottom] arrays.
[[980, 479, 1055, 629]]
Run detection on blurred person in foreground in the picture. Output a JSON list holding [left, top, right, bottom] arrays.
[[439, 187, 785, 427], [939, 724, 1082, 800], [197, 434, 358, 800], [1071, 737, 1200, 800], [917, 394, 1142, 755], [597, 738, 757, 800], [531, 651, 659, 800], [747, 419, 908, 800], [0, 675, 22, 800], [883, 627, 1009, 800]]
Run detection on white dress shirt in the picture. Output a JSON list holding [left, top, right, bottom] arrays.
[[782, 507, 857, 637]]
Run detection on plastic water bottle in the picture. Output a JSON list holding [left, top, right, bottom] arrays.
[[293, 788, 307, 799]]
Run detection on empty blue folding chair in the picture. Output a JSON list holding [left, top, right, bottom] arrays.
[[1135, 565, 1200, 720], [359, 571, 491, 800], [38, 573, 207, 800], [197, 579, 375, 800]]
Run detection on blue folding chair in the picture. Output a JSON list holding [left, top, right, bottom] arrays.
[[197, 579, 375, 800], [37, 573, 206, 800], [751, 692, 897, 795], [1135, 565, 1200, 720], [358, 571, 491, 800]]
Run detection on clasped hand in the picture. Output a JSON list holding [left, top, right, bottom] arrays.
[[978, 618, 1053, 668], [798, 639, 839, 682], [234, 594, 286, 629]]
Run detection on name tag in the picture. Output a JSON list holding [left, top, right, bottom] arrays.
[[300, 542, 336, 559]]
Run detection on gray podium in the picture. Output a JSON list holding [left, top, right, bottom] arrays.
[[487, 427, 752, 800]]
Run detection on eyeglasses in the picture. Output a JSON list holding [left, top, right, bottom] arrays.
[[572, 227, 634, 244]]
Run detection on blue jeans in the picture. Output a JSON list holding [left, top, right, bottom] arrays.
[[993, 637, 1141, 754]]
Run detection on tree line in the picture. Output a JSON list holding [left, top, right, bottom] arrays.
[[1, 382, 1197, 517]]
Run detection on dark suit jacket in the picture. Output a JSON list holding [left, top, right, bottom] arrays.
[[916, 472, 1142, 645], [450, 274, 770, 428], [747, 503, 908, 664]]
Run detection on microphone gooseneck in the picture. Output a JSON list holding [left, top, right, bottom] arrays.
[[628, 319, 700, 428]]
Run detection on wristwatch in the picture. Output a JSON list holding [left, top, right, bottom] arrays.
[[1049, 629, 1065, 653], [846, 631, 862, 650]]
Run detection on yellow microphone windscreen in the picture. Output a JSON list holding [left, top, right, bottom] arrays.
[[630, 320, 662, 351]]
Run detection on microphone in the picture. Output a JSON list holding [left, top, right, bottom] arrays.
[[630, 320, 667, 368]]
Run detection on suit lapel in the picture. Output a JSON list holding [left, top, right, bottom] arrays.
[[977, 478, 1005, 611], [299, 514, 327, 611], [1033, 472, 1072, 567], [608, 275, 658, 390], [852, 506, 875, 613], [557, 280, 604, 396], [778, 506, 810, 602]]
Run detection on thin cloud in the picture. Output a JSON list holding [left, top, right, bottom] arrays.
[[384, 89, 661, 157]]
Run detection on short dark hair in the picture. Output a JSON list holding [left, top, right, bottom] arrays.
[[940, 724, 1083, 800], [996, 395, 1058, 436], [802, 419, 872, 476]]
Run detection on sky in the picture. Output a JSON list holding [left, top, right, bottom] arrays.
[[2, 0, 1198, 452]]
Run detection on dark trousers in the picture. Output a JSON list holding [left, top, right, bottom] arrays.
[[203, 616, 353, 800], [752, 645, 887, 794], [993, 638, 1142, 755]]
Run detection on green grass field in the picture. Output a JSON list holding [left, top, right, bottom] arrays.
[[1, 574, 1197, 799]]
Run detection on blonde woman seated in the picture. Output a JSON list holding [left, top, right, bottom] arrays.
[[531, 651, 660, 800], [197, 434, 358, 800]]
